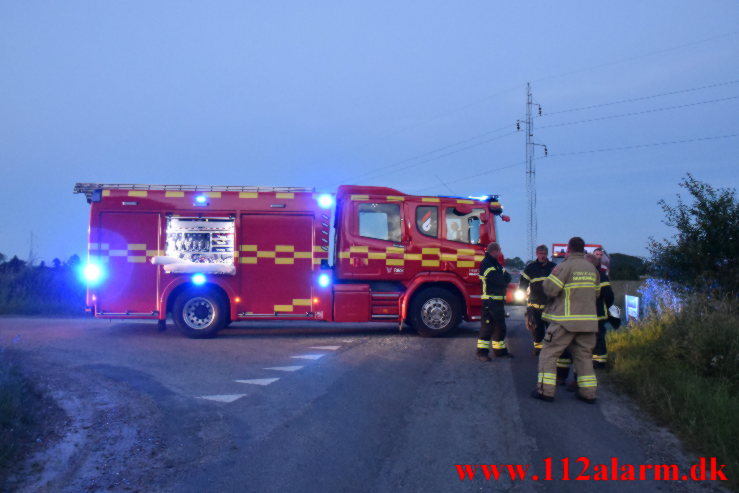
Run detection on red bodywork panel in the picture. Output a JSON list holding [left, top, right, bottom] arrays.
[[80, 184, 504, 324]]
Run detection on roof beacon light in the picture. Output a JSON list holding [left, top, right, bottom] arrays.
[[468, 195, 490, 202], [194, 195, 208, 206], [317, 194, 334, 209], [192, 273, 206, 285], [318, 273, 331, 288]]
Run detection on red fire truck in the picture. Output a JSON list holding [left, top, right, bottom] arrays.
[[74, 183, 511, 338], [552, 242, 607, 269]]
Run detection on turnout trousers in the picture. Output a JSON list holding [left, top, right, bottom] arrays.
[[537, 323, 597, 399], [525, 306, 547, 353], [477, 300, 508, 356], [592, 321, 608, 367]]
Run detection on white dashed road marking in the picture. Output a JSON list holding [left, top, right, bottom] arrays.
[[309, 346, 340, 350], [235, 378, 280, 386], [264, 366, 304, 372], [199, 394, 246, 403], [291, 354, 325, 360]]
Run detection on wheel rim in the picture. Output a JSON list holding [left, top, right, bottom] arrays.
[[420, 297, 452, 330], [183, 297, 215, 330]]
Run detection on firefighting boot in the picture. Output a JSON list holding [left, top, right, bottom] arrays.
[[493, 348, 513, 358], [476, 350, 491, 362]]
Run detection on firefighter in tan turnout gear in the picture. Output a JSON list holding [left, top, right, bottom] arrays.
[[532, 237, 601, 403], [476, 242, 512, 361]]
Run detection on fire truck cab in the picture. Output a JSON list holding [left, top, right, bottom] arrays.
[[552, 242, 606, 269], [74, 183, 509, 339]]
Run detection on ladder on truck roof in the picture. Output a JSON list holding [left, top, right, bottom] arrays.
[[73, 183, 315, 201]]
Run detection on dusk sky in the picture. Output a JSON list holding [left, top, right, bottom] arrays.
[[1, 1, 738, 263]]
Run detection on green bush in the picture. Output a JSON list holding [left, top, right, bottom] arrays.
[[0, 255, 85, 315], [608, 296, 739, 489]]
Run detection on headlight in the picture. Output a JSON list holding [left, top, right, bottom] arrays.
[[514, 289, 526, 301]]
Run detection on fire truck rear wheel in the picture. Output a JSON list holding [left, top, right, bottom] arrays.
[[172, 288, 228, 339], [410, 287, 461, 337]]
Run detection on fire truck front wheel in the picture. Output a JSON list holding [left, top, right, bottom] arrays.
[[172, 288, 228, 339], [409, 287, 461, 337]]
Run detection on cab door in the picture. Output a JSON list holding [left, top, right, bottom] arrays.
[[239, 214, 314, 316], [335, 199, 407, 280]]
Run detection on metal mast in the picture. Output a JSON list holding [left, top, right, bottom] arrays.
[[520, 83, 546, 261], [525, 83, 535, 261]]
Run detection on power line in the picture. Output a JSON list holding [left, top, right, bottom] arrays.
[[531, 30, 739, 85], [544, 79, 739, 116], [537, 95, 739, 130], [356, 130, 518, 182], [353, 123, 514, 181], [341, 31, 739, 179], [547, 133, 738, 158], [412, 161, 526, 193], [411, 133, 738, 192]]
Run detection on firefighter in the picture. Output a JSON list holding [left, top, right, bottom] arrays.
[[476, 242, 512, 361], [532, 237, 600, 403], [558, 253, 616, 387], [520, 244, 556, 355], [588, 253, 615, 368]]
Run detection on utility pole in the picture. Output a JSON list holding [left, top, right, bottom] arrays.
[[518, 83, 547, 261]]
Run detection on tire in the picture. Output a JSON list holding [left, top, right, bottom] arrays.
[[409, 287, 462, 337], [172, 287, 228, 339]]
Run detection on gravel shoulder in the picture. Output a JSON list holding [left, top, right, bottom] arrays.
[[2, 353, 174, 493]]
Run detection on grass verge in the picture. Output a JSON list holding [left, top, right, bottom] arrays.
[[0, 349, 42, 471], [607, 295, 739, 490]]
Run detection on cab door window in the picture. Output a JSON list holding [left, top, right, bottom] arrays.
[[445, 208, 485, 244], [415, 206, 438, 238], [358, 203, 401, 242]]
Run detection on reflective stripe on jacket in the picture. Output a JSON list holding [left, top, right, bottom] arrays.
[[542, 252, 600, 332], [479, 254, 511, 301], [520, 259, 556, 305]]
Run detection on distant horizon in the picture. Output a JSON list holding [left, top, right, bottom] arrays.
[[2, 2, 737, 262]]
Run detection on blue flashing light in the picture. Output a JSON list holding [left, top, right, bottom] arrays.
[[195, 195, 207, 204], [82, 263, 103, 284], [192, 273, 206, 285], [80, 262, 105, 286], [317, 194, 334, 209], [317, 273, 331, 288], [468, 195, 490, 201]]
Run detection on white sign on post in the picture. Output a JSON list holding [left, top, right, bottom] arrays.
[[625, 295, 639, 320]]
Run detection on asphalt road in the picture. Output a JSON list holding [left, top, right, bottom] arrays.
[[0, 309, 725, 493]]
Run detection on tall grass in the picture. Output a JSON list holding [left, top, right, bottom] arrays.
[[0, 260, 84, 315], [608, 296, 739, 489]]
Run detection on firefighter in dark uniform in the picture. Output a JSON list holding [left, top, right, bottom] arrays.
[[590, 254, 614, 368], [520, 244, 557, 355], [476, 242, 512, 361]]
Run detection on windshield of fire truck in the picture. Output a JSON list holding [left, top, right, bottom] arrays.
[[445, 208, 485, 244]]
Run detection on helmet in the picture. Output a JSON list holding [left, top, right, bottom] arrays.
[[608, 305, 621, 319]]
